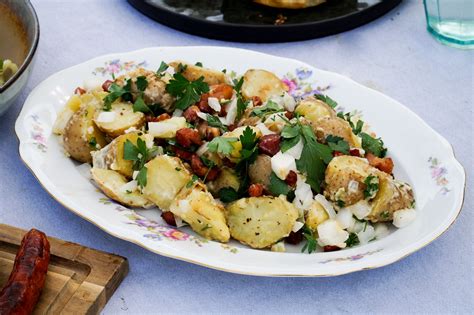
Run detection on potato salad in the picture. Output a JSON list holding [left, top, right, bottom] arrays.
[[53, 61, 416, 253]]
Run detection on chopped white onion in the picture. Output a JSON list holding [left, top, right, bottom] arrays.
[[124, 126, 138, 134], [174, 216, 187, 228], [120, 180, 138, 194], [314, 194, 337, 219], [336, 207, 355, 230], [317, 219, 349, 248], [207, 97, 221, 112], [196, 112, 208, 121], [256, 123, 275, 136], [96, 111, 116, 123], [393, 209, 416, 228], [346, 200, 371, 220], [347, 180, 359, 194], [293, 179, 313, 212], [292, 221, 304, 233], [282, 92, 296, 112], [132, 171, 139, 180], [374, 223, 390, 239], [83, 78, 103, 91], [285, 137, 304, 160], [271, 151, 297, 180], [357, 224, 375, 244], [225, 97, 238, 125], [271, 241, 286, 252]]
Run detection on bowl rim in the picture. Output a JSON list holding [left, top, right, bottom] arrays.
[[0, 0, 40, 94]]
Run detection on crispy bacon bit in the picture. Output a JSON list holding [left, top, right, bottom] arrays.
[[183, 105, 200, 123], [102, 80, 114, 92], [323, 245, 341, 252], [258, 134, 281, 156], [284, 111, 294, 120], [366, 153, 394, 174], [191, 154, 219, 181], [173, 147, 193, 161], [176, 128, 202, 148], [333, 151, 344, 157], [161, 211, 177, 226], [286, 230, 303, 245], [74, 87, 86, 95], [210, 84, 233, 101], [349, 148, 361, 157], [227, 124, 237, 132], [197, 94, 212, 113], [285, 171, 297, 187], [147, 113, 171, 123], [251, 96, 263, 106], [248, 183, 264, 197], [222, 158, 236, 168]]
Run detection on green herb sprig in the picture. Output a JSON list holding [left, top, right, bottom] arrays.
[[166, 73, 209, 110]]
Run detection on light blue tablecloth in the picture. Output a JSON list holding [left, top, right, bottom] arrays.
[[1, 0, 472, 313]]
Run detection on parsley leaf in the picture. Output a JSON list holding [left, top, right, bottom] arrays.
[[353, 120, 364, 135], [251, 100, 284, 118], [268, 172, 291, 196], [136, 76, 148, 92], [233, 77, 244, 94], [207, 137, 238, 155], [326, 135, 350, 154], [218, 187, 239, 203], [195, 62, 203, 67], [186, 174, 199, 188], [133, 96, 152, 113], [346, 232, 360, 247], [360, 132, 387, 157], [136, 167, 148, 189], [236, 97, 248, 122], [296, 125, 333, 192], [123, 138, 153, 171], [238, 126, 259, 163], [280, 125, 301, 153], [103, 80, 131, 111], [166, 73, 209, 110], [205, 114, 228, 132], [301, 226, 318, 254], [315, 94, 338, 109], [156, 61, 169, 76], [88, 137, 97, 149], [363, 175, 379, 199]]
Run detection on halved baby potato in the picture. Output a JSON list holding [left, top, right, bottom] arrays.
[[295, 96, 336, 123], [368, 178, 414, 222], [305, 200, 329, 231], [63, 102, 107, 163], [143, 155, 192, 210], [312, 116, 361, 148], [91, 168, 153, 208], [206, 167, 240, 196], [226, 196, 298, 249], [94, 103, 146, 138], [169, 182, 230, 242], [169, 61, 226, 85], [241, 69, 288, 102]]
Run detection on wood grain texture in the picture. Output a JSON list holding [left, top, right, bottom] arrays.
[[0, 224, 128, 314]]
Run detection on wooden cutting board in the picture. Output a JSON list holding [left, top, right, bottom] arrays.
[[0, 224, 128, 314]]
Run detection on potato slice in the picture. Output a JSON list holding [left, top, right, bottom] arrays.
[[169, 61, 226, 85], [312, 116, 361, 148], [94, 103, 145, 138], [63, 102, 107, 163], [368, 178, 414, 222], [91, 168, 153, 208], [206, 167, 240, 196], [295, 96, 336, 123], [241, 69, 288, 102], [305, 200, 329, 231], [325, 156, 378, 206], [170, 183, 230, 242], [226, 196, 298, 249], [143, 155, 192, 209]]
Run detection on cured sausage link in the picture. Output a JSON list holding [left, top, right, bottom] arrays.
[[0, 229, 50, 315]]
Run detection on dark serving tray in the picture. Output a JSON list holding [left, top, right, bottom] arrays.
[[127, 0, 402, 42]]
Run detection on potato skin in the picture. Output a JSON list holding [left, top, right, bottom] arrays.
[[63, 103, 107, 163], [226, 196, 298, 249], [170, 183, 230, 242], [305, 201, 329, 231], [312, 116, 361, 148], [324, 156, 375, 206], [143, 155, 192, 209], [94, 103, 145, 138], [169, 61, 226, 85], [248, 154, 272, 188], [91, 168, 153, 208], [241, 69, 288, 102], [368, 178, 414, 222], [295, 96, 336, 123]]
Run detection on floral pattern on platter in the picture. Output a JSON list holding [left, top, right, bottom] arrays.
[[282, 67, 330, 99], [92, 59, 148, 77], [428, 157, 450, 195], [318, 249, 383, 264], [29, 114, 47, 152]]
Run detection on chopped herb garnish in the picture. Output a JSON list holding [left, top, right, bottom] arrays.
[[235, 127, 260, 196], [233, 77, 244, 94], [123, 138, 156, 188], [280, 124, 301, 153], [201, 223, 212, 231], [135, 76, 148, 92], [207, 136, 238, 155], [410, 200, 416, 209], [315, 94, 338, 109], [88, 137, 97, 149], [177, 63, 187, 73], [186, 174, 199, 188], [166, 73, 210, 110], [268, 172, 291, 196], [336, 199, 345, 208], [326, 135, 350, 155], [251, 100, 283, 118], [175, 167, 182, 171], [363, 175, 379, 199], [301, 226, 318, 254], [103, 80, 132, 111], [195, 62, 203, 67], [353, 120, 364, 135], [337, 111, 364, 135], [222, 69, 227, 74], [218, 187, 239, 203], [136, 166, 148, 189], [133, 96, 151, 113], [156, 61, 169, 76], [346, 232, 360, 247], [380, 210, 390, 219], [360, 132, 387, 158], [236, 97, 248, 122], [205, 114, 228, 132]]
